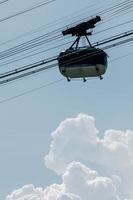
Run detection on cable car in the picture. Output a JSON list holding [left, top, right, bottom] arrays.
[[58, 47, 107, 81], [58, 16, 108, 81]]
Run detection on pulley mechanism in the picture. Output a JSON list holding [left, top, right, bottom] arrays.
[[62, 16, 101, 48]]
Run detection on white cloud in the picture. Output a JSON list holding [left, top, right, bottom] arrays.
[[63, 161, 120, 200], [6, 184, 45, 200], [44, 114, 133, 198], [5, 162, 122, 200], [45, 114, 99, 174], [6, 114, 133, 200]]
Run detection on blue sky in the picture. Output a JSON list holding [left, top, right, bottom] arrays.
[[0, 0, 133, 199]]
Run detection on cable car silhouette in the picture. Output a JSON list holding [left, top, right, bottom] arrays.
[[58, 16, 108, 81]]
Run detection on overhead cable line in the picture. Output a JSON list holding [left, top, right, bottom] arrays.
[[0, 39, 72, 68], [94, 19, 133, 35], [2, 30, 133, 77], [93, 30, 133, 47], [0, 0, 8, 5], [98, 0, 133, 16], [0, 56, 57, 79], [0, 0, 131, 72], [1, 49, 133, 104], [0, 30, 133, 85], [0, 0, 132, 48], [0, 0, 131, 49], [1, 17, 133, 67], [0, 0, 55, 23], [0, 78, 64, 104], [0, 33, 62, 61], [0, 17, 133, 65], [0, 14, 132, 62], [0, 0, 120, 45], [1, 17, 133, 68], [69, 0, 133, 26], [105, 1, 133, 17], [0, 63, 57, 85]]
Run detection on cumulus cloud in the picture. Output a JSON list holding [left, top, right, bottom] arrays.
[[6, 162, 121, 200], [45, 114, 133, 174], [6, 184, 45, 200], [45, 114, 133, 198], [63, 161, 120, 200], [45, 114, 99, 174], [6, 114, 133, 200]]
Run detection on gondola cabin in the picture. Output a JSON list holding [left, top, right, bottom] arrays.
[[58, 16, 108, 81], [58, 47, 108, 80]]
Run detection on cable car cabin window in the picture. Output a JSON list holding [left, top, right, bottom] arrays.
[[58, 48, 107, 67]]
